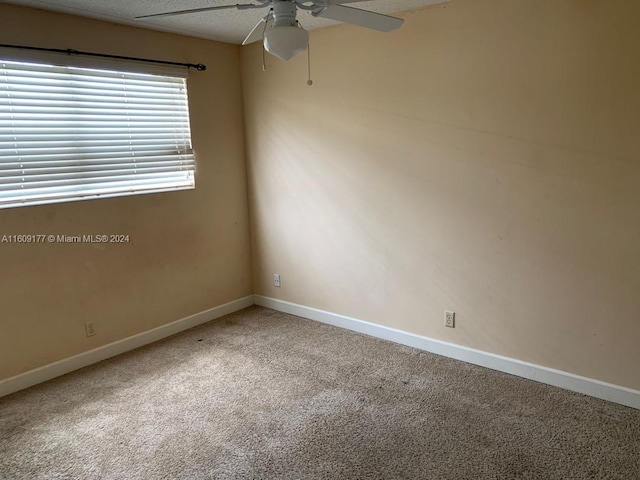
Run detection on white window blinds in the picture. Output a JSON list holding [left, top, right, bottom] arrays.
[[0, 59, 195, 209]]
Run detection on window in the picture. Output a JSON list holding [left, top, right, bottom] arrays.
[[0, 59, 195, 209]]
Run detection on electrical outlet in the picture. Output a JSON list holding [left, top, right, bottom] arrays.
[[273, 274, 281, 287], [85, 322, 96, 337], [444, 311, 455, 328]]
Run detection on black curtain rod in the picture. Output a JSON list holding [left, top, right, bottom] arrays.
[[0, 43, 207, 71]]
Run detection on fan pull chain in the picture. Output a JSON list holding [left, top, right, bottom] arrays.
[[307, 42, 313, 86]]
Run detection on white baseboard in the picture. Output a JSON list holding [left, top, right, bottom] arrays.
[[254, 295, 640, 410], [0, 295, 254, 398]]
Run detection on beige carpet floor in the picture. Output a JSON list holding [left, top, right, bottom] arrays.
[[1, 306, 639, 479]]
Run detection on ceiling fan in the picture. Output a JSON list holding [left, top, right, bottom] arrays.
[[135, 0, 404, 61]]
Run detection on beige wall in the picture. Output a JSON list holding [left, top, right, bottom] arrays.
[[242, 0, 640, 390], [0, 4, 252, 379]]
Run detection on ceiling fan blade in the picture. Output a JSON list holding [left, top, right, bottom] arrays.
[[324, 0, 381, 3], [135, 4, 245, 20], [242, 15, 273, 45], [313, 5, 404, 32], [326, 0, 446, 3]]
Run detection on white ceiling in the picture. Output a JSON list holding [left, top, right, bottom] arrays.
[[3, 0, 448, 44]]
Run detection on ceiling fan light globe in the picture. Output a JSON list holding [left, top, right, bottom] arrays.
[[263, 25, 309, 61]]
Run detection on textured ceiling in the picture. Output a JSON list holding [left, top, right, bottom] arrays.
[[2, 0, 448, 44]]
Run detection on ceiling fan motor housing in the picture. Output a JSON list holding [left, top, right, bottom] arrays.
[[271, 0, 298, 27]]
